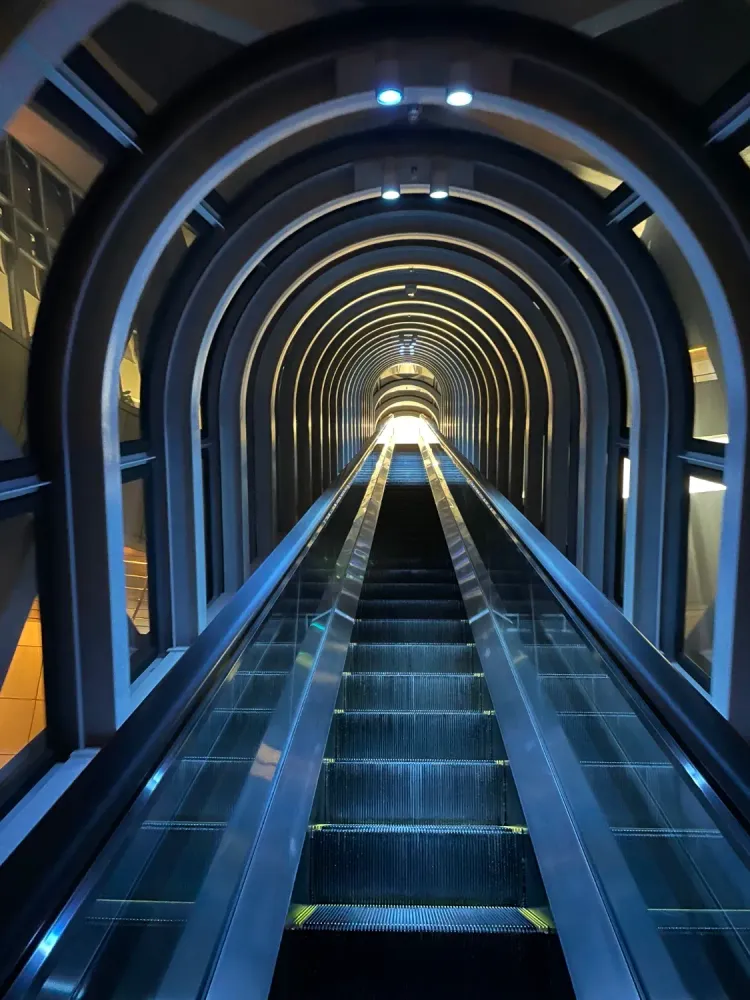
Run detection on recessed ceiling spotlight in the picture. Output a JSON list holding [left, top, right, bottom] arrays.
[[382, 186, 401, 201], [382, 158, 401, 201], [446, 61, 473, 107], [376, 59, 403, 106], [429, 164, 449, 200]]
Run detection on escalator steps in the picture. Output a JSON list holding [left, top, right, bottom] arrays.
[[312, 760, 521, 825], [351, 618, 472, 643], [326, 711, 505, 760], [299, 824, 542, 906], [356, 599, 465, 618], [336, 673, 490, 711], [270, 927, 573, 1000], [286, 902, 553, 932], [347, 642, 477, 673]]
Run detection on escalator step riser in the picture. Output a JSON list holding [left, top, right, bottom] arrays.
[[270, 928, 574, 1000], [360, 584, 461, 600], [352, 620, 473, 643], [300, 828, 541, 906], [347, 644, 477, 673], [357, 600, 465, 619], [312, 762, 522, 825], [363, 570, 457, 584], [337, 675, 489, 711], [181, 710, 271, 760], [326, 713, 505, 760], [583, 765, 713, 830]]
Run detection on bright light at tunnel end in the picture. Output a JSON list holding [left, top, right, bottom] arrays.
[[377, 87, 403, 106], [378, 416, 438, 445]]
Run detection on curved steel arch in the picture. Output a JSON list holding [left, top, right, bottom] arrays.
[[26, 9, 750, 734]]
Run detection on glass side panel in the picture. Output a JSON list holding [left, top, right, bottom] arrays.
[[0, 511, 44, 771], [433, 446, 750, 999], [16, 465, 374, 999], [683, 473, 725, 681]]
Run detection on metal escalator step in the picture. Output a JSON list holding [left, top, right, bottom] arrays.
[[347, 642, 477, 673], [299, 824, 541, 906], [337, 673, 488, 711], [360, 582, 461, 600], [363, 569, 457, 584], [352, 618, 472, 643], [356, 599, 465, 619], [327, 710, 504, 760], [312, 760, 521, 825], [286, 903, 553, 933]]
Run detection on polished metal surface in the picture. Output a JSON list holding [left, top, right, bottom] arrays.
[[418, 432, 684, 1000]]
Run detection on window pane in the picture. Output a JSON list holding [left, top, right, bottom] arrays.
[[122, 477, 155, 680], [0, 201, 13, 239], [119, 329, 142, 442], [10, 140, 42, 225], [15, 215, 47, 266], [41, 168, 73, 244], [0, 241, 13, 332], [0, 511, 45, 770], [15, 253, 42, 337], [0, 137, 10, 201], [683, 473, 726, 682]]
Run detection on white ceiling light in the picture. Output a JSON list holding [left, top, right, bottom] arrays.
[[376, 59, 403, 106], [446, 61, 473, 107]]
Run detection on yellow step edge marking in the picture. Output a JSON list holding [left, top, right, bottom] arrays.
[[520, 907, 555, 932], [288, 904, 318, 927]]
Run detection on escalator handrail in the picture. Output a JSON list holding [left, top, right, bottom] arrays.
[[0, 434, 379, 993], [434, 431, 750, 836]]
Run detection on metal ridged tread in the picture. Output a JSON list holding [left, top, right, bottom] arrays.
[[286, 902, 554, 933], [270, 453, 573, 998]]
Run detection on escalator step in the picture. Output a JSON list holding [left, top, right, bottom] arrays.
[[347, 642, 477, 673], [363, 569, 457, 584], [356, 599, 465, 619], [286, 902, 552, 933], [360, 582, 461, 600], [270, 925, 573, 1000], [327, 711, 504, 760], [299, 824, 541, 906], [337, 674, 489, 711], [312, 760, 521, 825], [352, 619, 472, 643]]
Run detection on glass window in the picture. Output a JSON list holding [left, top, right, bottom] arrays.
[[15, 253, 42, 337], [0, 201, 13, 239], [0, 511, 45, 770], [0, 137, 10, 201], [119, 330, 142, 408], [10, 140, 42, 225], [15, 216, 47, 266], [683, 473, 725, 682], [122, 476, 155, 680], [0, 241, 13, 331], [41, 168, 73, 243]]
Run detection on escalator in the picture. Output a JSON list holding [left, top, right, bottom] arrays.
[[5, 437, 750, 999], [271, 446, 572, 997]]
